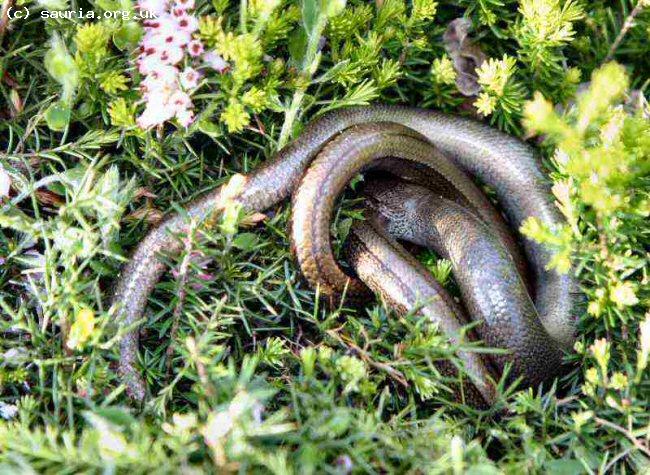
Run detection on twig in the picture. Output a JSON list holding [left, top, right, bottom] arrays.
[[605, 1, 647, 63], [166, 220, 199, 381], [594, 416, 650, 458], [326, 329, 409, 388], [277, 13, 328, 148]]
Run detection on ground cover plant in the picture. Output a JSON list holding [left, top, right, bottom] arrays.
[[0, 0, 649, 472]]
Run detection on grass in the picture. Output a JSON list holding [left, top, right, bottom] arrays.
[[0, 0, 649, 473]]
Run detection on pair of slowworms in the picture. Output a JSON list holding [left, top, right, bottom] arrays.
[[112, 105, 579, 405]]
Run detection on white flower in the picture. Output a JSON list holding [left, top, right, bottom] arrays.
[[141, 79, 174, 100], [176, 108, 195, 127], [0, 402, 18, 420], [202, 410, 233, 446], [0, 167, 10, 199], [137, 53, 166, 75], [2, 348, 28, 364], [137, 100, 176, 128], [203, 51, 229, 72], [162, 412, 197, 435], [142, 14, 191, 48], [144, 65, 179, 87], [180, 67, 200, 89], [610, 281, 639, 308]]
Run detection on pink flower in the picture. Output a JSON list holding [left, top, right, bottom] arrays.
[[175, 13, 198, 33], [169, 90, 192, 111], [137, 0, 168, 16], [142, 13, 191, 48], [174, 0, 194, 10], [135, 0, 203, 131], [150, 64, 179, 83], [180, 67, 200, 89], [187, 39, 204, 57], [203, 51, 229, 72], [158, 45, 184, 65], [141, 65, 179, 98]]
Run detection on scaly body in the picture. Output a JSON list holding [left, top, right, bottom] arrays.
[[111, 105, 578, 402]]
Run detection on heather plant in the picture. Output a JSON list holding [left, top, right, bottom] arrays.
[[0, 0, 649, 472]]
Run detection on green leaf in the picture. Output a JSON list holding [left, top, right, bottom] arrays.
[[96, 0, 121, 10], [198, 119, 222, 137], [90, 408, 138, 429], [313, 59, 350, 83], [44, 34, 79, 94], [113, 22, 142, 51], [323, 0, 346, 18], [302, 0, 320, 33], [543, 460, 586, 475], [44, 101, 71, 131], [288, 27, 308, 64], [233, 232, 259, 251]]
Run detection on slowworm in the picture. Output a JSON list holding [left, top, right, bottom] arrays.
[[111, 105, 578, 402]]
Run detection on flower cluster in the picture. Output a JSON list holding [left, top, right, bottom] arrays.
[[135, 0, 228, 129], [474, 55, 517, 116]]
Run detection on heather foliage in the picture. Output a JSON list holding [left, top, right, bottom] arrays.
[[0, 0, 649, 472]]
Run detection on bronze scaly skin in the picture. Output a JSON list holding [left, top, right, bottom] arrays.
[[111, 105, 578, 401], [360, 178, 564, 388], [290, 123, 527, 297], [290, 124, 565, 397], [344, 217, 499, 406]]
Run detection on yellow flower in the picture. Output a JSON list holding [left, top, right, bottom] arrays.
[[67, 307, 96, 350], [241, 87, 268, 112], [565, 67, 581, 84], [162, 413, 198, 436], [75, 23, 110, 54], [609, 281, 639, 308], [571, 410, 593, 431], [108, 98, 136, 128], [523, 92, 556, 133], [590, 338, 610, 376], [585, 367, 599, 385], [474, 92, 496, 116], [576, 62, 629, 133], [431, 56, 456, 85], [518, 0, 583, 44], [552, 179, 577, 231], [100, 71, 129, 95], [249, 0, 281, 19], [600, 109, 626, 147], [476, 55, 517, 96], [609, 372, 628, 391], [587, 300, 602, 317], [220, 99, 250, 133]]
